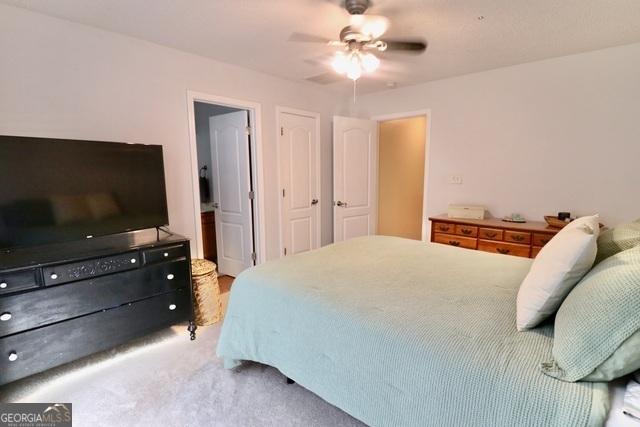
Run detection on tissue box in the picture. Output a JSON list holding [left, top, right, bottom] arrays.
[[448, 205, 486, 220]]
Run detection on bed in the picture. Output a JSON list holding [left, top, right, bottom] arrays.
[[217, 236, 610, 426]]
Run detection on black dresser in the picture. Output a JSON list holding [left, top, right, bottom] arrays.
[[0, 230, 195, 386]]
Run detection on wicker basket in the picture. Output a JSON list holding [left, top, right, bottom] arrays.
[[190, 259, 222, 326], [544, 215, 572, 229]]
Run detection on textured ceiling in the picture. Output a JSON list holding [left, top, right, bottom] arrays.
[[4, 0, 640, 94]]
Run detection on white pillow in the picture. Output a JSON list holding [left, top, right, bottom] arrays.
[[516, 215, 600, 331]]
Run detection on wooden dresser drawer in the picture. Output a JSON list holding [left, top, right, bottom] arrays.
[[532, 233, 554, 247], [478, 240, 531, 258], [531, 246, 544, 258], [0, 259, 188, 337], [0, 270, 39, 296], [455, 225, 478, 237], [43, 251, 140, 286], [478, 228, 503, 241], [142, 244, 188, 265], [0, 289, 190, 386], [433, 222, 455, 234], [504, 230, 531, 245], [434, 233, 477, 249]]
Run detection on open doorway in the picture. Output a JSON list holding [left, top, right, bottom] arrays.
[[376, 113, 429, 241], [188, 93, 264, 285]]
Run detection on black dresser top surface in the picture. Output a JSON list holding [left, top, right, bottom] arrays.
[[0, 229, 189, 271]]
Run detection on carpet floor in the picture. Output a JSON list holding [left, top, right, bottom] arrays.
[[1, 323, 365, 427]]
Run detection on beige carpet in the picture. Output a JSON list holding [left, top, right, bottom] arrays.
[[1, 302, 364, 427]]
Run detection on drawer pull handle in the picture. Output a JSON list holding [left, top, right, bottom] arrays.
[[0, 282, 6, 289], [163, 252, 169, 257], [439, 226, 450, 232], [131, 258, 137, 264], [497, 248, 510, 254], [8, 351, 18, 362], [169, 304, 177, 311], [50, 273, 58, 280], [448, 241, 461, 247], [167, 274, 175, 280], [485, 232, 497, 238], [461, 229, 473, 235], [511, 235, 525, 242], [0, 312, 12, 322]]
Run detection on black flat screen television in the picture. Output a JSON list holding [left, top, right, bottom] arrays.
[[0, 135, 169, 250]]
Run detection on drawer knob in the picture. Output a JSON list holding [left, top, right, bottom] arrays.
[[169, 304, 177, 311], [8, 351, 18, 362], [167, 274, 175, 280], [130, 258, 137, 264], [163, 252, 169, 257], [0, 282, 6, 289], [461, 228, 473, 235], [448, 240, 461, 247], [497, 248, 510, 254], [0, 312, 12, 322], [511, 235, 525, 242], [50, 273, 58, 280], [439, 226, 450, 232], [485, 232, 497, 238]]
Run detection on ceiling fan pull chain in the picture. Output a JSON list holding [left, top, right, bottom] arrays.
[[353, 79, 357, 104]]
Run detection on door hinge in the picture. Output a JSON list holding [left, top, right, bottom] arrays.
[[282, 188, 285, 198], [248, 190, 255, 200], [284, 247, 287, 256], [251, 252, 257, 262], [280, 127, 284, 136]]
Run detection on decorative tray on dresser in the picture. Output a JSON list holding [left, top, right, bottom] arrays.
[[429, 215, 561, 258]]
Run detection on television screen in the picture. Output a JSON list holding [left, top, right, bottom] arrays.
[[0, 135, 169, 250]]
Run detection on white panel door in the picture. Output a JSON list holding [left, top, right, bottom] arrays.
[[333, 116, 378, 242], [279, 112, 319, 256], [209, 111, 254, 276]]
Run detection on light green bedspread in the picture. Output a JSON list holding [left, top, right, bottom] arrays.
[[217, 236, 609, 427]]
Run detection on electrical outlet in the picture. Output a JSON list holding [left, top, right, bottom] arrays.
[[449, 175, 463, 184]]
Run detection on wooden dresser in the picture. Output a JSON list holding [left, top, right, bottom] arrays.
[[429, 215, 561, 258]]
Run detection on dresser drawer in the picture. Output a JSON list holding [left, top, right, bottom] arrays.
[[533, 233, 554, 247], [433, 222, 455, 234], [531, 246, 544, 258], [433, 233, 477, 249], [0, 269, 38, 296], [478, 228, 503, 241], [455, 225, 478, 237], [43, 251, 140, 286], [503, 230, 531, 245], [0, 289, 190, 386], [478, 240, 531, 258], [0, 259, 188, 337], [142, 244, 188, 265]]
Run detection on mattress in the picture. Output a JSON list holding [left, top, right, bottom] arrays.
[[217, 236, 609, 427]]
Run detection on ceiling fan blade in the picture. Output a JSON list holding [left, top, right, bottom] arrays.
[[288, 32, 332, 44], [382, 39, 428, 53], [305, 72, 344, 85]]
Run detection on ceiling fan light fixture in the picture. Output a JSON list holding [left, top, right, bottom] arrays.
[[346, 54, 362, 80], [361, 52, 380, 72], [331, 52, 349, 74]]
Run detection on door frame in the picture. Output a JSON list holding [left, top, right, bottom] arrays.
[[371, 109, 432, 241], [275, 106, 321, 257], [186, 90, 266, 265]]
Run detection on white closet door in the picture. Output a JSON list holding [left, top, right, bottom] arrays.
[[209, 111, 253, 276], [333, 116, 378, 242], [279, 112, 320, 256]]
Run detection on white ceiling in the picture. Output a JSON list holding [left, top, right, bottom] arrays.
[[4, 0, 640, 94]]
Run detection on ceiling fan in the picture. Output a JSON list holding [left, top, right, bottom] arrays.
[[290, 0, 427, 84]]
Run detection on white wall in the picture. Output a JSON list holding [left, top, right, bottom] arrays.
[[0, 4, 337, 259], [344, 43, 640, 228]]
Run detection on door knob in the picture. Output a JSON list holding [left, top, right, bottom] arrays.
[[212, 202, 220, 209], [336, 201, 348, 207], [311, 199, 319, 205]]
